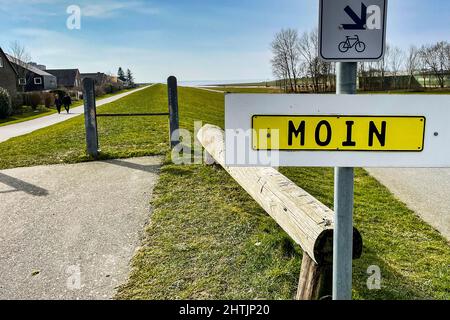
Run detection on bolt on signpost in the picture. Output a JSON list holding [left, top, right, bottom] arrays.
[[319, 0, 388, 300]]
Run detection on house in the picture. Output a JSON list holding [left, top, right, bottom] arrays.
[[6, 54, 57, 92], [46, 69, 82, 98], [0, 47, 18, 98], [80, 72, 109, 86]]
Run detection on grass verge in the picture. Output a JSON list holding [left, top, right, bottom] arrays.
[[0, 105, 57, 127]]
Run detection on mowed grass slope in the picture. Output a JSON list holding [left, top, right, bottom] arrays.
[[116, 87, 450, 300], [0, 85, 448, 299]]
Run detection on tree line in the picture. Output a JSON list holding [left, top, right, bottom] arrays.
[[271, 28, 449, 92], [117, 67, 135, 87]]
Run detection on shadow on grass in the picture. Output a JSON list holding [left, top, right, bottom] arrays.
[[353, 247, 433, 300]]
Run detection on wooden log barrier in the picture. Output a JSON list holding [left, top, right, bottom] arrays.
[[197, 124, 362, 300]]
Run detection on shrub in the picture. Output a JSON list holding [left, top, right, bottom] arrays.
[[0, 87, 12, 119], [95, 86, 105, 97], [11, 94, 24, 111], [28, 92, 42, 110], [68, 91, 80, 101], [42, 92, 55, 108]]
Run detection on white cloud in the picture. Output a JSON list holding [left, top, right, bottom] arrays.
[[81, 1, 160, 19]]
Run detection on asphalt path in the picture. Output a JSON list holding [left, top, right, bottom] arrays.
[[367, 168, 450, 241], [0, 85, 151, 143], [0, 157, 162, 299]]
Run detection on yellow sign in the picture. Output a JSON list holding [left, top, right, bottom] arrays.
[[252, 115, 426, 152]]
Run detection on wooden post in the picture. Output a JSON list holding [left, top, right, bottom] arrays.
[[296, 254, 332, 300], [82, 78, 99, 158], [167, 76, 180, 148]]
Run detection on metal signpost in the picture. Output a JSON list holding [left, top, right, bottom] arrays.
[[320, 0, 387, 300], [333, 62, 357, 300]]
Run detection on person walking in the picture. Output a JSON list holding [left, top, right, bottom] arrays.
[[62, 94, 72, 114], [55, 94, 62, 114]]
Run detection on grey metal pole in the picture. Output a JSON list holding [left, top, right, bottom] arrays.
[[167, 76, 180, 148], [82, 78, 99, 158], [333, 62, 357, 300]]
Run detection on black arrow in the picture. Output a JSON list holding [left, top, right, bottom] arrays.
[[342, 3, 367, 30]]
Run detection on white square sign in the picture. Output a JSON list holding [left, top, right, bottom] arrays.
[[319, 0, 388, 61]]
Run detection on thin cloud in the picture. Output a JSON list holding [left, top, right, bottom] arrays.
[[81, 1, 160, 19]]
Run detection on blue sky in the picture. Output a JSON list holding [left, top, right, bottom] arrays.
[[0, 0, 448, 82]]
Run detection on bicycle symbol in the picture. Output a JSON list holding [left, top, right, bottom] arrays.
[[338, 35, 366, 53]]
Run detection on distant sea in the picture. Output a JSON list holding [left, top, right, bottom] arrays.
[[177, 79, 267, 87]]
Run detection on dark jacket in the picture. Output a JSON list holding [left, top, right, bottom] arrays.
[[62, 95, 72, 106], [55, 97, 62, 107]]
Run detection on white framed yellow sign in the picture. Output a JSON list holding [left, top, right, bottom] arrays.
[[225, 94, 450, 167]]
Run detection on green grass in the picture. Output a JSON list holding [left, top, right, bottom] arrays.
[[116, 86, 449, 300], [200, 86, 282, 94], [0, 105, 56, 127], [0, 84, 448, 300], [359, 89, 450, 95]]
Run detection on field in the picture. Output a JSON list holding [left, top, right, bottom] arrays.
[[1, 85, 449, 299], [201, 86, 282, 94]]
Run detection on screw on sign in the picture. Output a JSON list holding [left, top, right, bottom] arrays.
[[319, 0, 388, 61]]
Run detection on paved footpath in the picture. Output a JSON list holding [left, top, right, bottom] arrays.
[[367, 168, 450, 241], [0, 85, 151, 143], [0, 156, 162, 300]]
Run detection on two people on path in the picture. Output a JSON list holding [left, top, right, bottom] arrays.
[[55, 94, 72, 114]]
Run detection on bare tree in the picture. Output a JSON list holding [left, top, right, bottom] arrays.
[[405, 46, 419, 89], [420, 41, 449, 88], [271, 29, 300, 92], [8, 41, 32, 92], [389, 46, 404, 89], [297, 29, 322, 92], [376, 44, 390, 90], [272, 57, 289, 92]]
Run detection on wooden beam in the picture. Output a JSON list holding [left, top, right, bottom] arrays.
[[197, 124, 362, 265]]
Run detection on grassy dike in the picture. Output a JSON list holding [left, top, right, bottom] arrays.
[[0, 85, 448, 299], [116, 86, 449, 300]]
